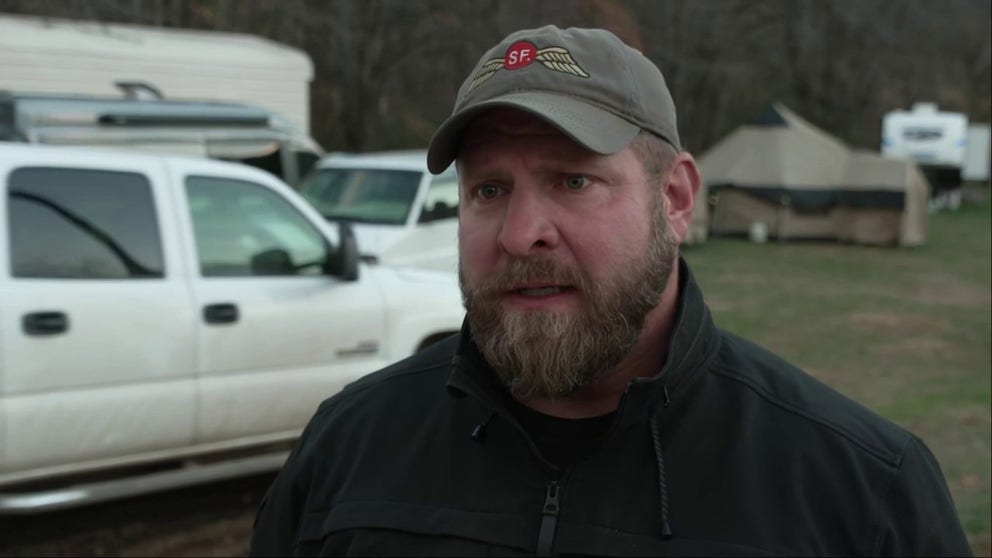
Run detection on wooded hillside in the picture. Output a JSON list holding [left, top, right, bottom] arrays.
[[2, 0, 989, 156]]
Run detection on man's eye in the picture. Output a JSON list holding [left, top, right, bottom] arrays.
[[564, 175, 588, 190], [477, 184, 501, 200]]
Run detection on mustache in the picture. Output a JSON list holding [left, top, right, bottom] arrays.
[[464, 257, 590, 299]]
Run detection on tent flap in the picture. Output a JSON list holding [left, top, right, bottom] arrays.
[[709, 184, 906, 213]]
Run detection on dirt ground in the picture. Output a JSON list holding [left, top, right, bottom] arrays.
[[0, 473, 275, 557]]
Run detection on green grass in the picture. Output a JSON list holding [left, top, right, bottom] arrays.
[[682, 194, 992, 555]]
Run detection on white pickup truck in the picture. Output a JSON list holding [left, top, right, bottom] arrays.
[[299, 150, 459, 273], [0, 143, 464, 513]]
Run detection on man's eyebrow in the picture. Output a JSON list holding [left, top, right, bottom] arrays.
[[456, 162, 508, 183]]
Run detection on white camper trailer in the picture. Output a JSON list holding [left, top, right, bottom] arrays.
[[0, 15, 324, 186], [0, 14, 314, 135], [963, 124, 991, 183], [881, 103, 968, 207], [0, 91, 323, 187]]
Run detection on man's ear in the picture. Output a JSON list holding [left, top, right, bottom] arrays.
[[662, 152, 701, 243]]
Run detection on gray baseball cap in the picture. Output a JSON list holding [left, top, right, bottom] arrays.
[[427, 25, 681, 174]]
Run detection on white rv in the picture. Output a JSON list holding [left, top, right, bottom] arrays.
[[0, 15, 324, 186], [0, 90, 323, 187], [964, 124, 991, 183], [881, 103, 968, 207], [0, 14, 314, 134]]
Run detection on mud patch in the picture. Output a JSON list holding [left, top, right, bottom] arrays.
[[847, 311, 951, 334], [804, 367, 842, 383], [715, 272, 767, 285], [951, 408, 986, 427], [959, 474, 984, 490], [704, 295, 739, 313], [874, 336, 953, 359], [0, 473, 272, 557], [909, 274, 992, 307]]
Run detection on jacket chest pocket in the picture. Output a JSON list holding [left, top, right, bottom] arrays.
[[298, 500, 535, 556]]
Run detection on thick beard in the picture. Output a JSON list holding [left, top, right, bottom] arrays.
[[460, 201, 678, 399]]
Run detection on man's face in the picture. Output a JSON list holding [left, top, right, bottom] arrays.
[[457, 110, 678, 399]]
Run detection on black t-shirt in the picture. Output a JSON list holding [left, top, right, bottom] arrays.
[[508, 397, 616, 469]]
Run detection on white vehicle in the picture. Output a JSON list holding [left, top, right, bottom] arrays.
[[0, 90, 324, 188], [964, 124, 991, 182], [0, 143, 463, 513], [881, 102, 968, 204], [0, 14, 315, 135], [299, 150, 459, 273]]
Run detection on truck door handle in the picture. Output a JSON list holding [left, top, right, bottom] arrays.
[[203, 303, 239, 324], [23, 311, 69, 336]]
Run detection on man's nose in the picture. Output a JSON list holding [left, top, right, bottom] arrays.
[[497, 189, 560, 257]]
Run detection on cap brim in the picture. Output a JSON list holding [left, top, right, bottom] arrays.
[[426, 91, 640, 174]]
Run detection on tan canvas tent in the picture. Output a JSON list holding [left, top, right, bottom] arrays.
[[697, 103, 929, 246], [684, 184, 710, 245]]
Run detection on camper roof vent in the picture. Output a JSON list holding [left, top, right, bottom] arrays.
[[115, 81, 163, 101], [911, 102, 939, 113]]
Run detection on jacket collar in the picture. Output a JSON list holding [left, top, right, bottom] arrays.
[[446, 257, 720, 426]]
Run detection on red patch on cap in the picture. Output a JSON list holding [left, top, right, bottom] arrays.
[[503, 41, 538, 70]]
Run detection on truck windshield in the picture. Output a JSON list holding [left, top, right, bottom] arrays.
[[299, 168, 421, 225]]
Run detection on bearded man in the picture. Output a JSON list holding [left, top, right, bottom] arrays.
[[251, 26, 969, 557]]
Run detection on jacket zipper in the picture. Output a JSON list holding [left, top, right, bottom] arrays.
[[536, 479, 561, 556]]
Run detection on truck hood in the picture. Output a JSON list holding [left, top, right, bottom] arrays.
[[351, 221, 458, 275], [349, 224, 407, 259]]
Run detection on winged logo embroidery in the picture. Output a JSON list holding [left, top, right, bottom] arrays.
[[468, 58, 505, 93], [467, 46, 590, 94]]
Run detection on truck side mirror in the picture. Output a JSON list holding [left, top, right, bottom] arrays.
[[251, 248, 296, 275], [326, 221, 359, 281]]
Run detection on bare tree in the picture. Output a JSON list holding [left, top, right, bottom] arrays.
[[1, 0, 988, 154]]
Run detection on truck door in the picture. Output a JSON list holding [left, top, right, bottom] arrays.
[[170, 162, 388, 446], [0, 155, 196, 480]]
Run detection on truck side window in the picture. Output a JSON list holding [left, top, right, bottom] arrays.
[[7, 167, 164, 279], [300, 168, 421, 225], [418, 177, 460, 223], [185, 176, 329, 277]]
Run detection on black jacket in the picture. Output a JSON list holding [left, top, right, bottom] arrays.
[[250, 260, 971, 556]]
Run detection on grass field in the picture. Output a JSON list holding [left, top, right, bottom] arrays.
[[682, 192, 991, 555]]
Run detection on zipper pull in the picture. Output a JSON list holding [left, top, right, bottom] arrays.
[[536, 480, 560, 556]]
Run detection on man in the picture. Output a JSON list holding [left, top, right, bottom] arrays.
[[251, 26, 970, 556]]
